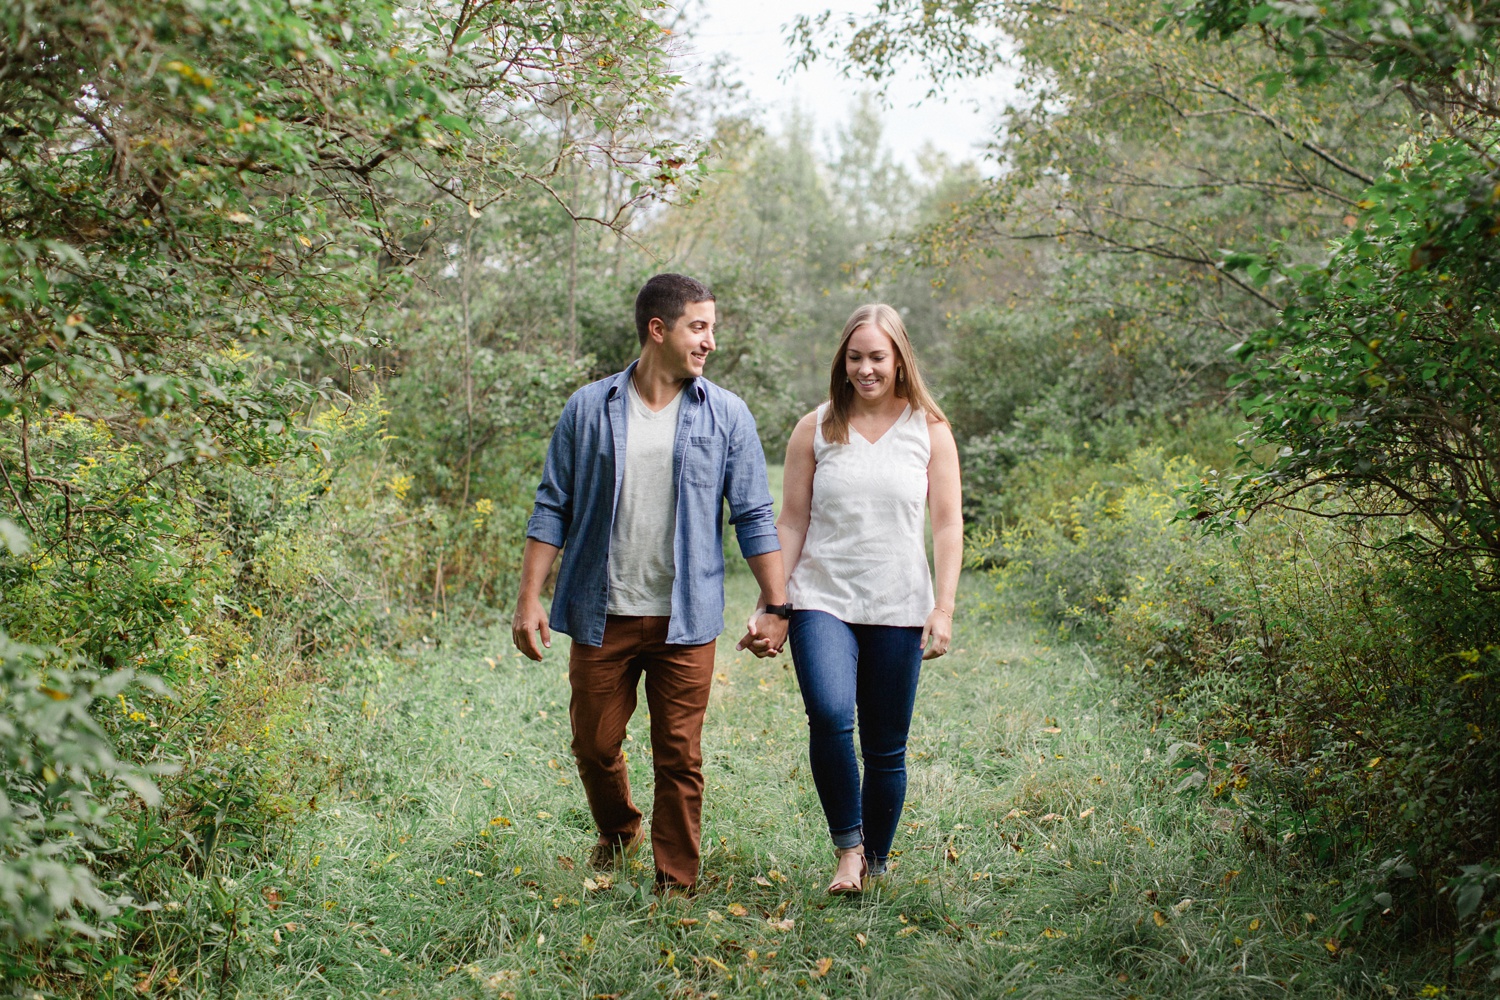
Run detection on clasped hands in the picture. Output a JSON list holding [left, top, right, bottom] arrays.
[[735, 606, 788, 658]]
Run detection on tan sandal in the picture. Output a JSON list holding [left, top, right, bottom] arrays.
[[828, 847, 867, 896]]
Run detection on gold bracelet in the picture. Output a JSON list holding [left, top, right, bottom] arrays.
[[933, 607, 952, 617]]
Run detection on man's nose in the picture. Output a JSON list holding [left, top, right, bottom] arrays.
[[702, 330, 716, 352]]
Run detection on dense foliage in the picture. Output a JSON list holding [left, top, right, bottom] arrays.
[[1, 0, 690, 988]]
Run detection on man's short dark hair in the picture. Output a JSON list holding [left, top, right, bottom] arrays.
[[635, 273, 714, 344]]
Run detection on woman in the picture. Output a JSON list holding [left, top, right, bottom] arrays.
[[776, 303, 962, 894]]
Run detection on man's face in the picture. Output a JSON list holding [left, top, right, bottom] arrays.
[[653, 299, 717, 379]]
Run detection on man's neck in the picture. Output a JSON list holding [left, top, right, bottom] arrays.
[[632, 353, 687, 412]]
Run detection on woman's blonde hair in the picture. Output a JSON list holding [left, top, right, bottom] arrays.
[[822, 304, 947, 445]]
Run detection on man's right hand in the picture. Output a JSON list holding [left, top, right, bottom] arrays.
[[512, 596, 552, 661]]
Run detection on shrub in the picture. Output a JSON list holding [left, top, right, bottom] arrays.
[[0, 630, 163, 979], [990, 435, 1500, 981]]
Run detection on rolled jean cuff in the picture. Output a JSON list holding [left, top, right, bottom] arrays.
[[831, 825, 864, 850]]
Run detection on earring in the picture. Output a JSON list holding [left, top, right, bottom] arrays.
[[897, 368, 905, 382]]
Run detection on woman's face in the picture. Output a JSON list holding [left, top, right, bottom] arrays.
[[844, 324, 901, 403]]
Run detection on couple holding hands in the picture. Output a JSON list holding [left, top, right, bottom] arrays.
[[511, 273, 962, 896]]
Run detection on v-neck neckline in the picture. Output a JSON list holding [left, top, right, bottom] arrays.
[[849, 404, 910, 446]]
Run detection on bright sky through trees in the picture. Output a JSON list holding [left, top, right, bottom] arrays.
[[679, 0, 1017, 170]]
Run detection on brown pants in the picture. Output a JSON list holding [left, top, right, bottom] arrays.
[[568, 615, 716, 887]]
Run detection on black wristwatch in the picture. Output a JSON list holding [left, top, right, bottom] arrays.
[[763, 603, 794, 619]]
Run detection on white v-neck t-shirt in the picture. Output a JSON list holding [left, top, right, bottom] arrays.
[[787, 403, 935, 627], [606, 377, 683, 616]]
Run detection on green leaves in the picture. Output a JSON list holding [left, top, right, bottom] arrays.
[[0, 632, 163, 949], [1187, 139, 1500, 577]]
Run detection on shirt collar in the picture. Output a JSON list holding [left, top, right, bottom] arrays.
[[608, 358, 705, 402]]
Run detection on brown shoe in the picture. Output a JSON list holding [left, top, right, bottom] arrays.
[[588, 830, 644, 871], [654, 874, 695, 898]]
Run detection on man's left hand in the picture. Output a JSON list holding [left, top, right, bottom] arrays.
[[736, 608, 788, 658]]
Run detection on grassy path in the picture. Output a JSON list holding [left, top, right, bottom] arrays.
[[242, 573, 1358, 999]]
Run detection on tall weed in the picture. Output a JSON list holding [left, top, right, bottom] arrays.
[[986, 442, 1500, 983]]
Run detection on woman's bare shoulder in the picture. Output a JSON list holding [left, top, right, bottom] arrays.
[[791, 409, 821, 436], [785, 409, 820, 457], [924, 412, 958, 449]]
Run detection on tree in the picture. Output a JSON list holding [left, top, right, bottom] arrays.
[[0, 0, 693, 959]]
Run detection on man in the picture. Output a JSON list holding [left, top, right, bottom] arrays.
[[512, 273, 790, 892]]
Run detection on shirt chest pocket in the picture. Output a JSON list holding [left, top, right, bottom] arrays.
[[684, 435, 726, 489]]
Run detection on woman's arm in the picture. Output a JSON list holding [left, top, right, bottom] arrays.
[[738, 411, 817, 655], [776, 411, 819, 586], [923, 416, 963, 659]]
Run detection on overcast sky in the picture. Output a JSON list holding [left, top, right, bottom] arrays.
[[674, 0, 1017, 171]]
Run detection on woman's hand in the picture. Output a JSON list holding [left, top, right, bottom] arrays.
[[920, 607, 952, 660]]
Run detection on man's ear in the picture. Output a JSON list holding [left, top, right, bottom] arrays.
[[646, 316, 669, 344]]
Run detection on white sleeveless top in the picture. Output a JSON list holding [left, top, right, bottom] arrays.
[[787, 403, 935, 627]]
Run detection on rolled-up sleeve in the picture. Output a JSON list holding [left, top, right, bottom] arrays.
[[526, 393, 578, 547], [723, 401, 780, 558]]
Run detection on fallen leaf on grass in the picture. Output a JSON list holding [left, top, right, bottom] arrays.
[[1152, 910, 1169, 927], [767, 869, 786, 883], [701, 956, 728, 972], [898, 926, 919, 936], [1039, 813, 1063, 823], [1173, 898, 1194, 915], [557, 855, 575, 871], [1249, 918, 1262, 931], [753, 876, 772, 888], [678, 918, 699, 926], [945, 846, 960, 862], [1079, 807, 1096, 820], [812, 957, 833, 978], [1041, 927, 1067, 939], [727, 903, 749, 916], [1323, 938, 1340, 954], [855, 932, 867, 948], [1041, 726, 1062, 734], [767, 918, 795, 931]]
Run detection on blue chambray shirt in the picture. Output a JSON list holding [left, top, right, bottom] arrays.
[[525, 360, 780, 647]]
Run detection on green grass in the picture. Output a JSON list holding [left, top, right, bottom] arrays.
[[227, 573, 1448, 999]]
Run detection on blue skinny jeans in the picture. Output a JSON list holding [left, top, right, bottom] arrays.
[[788, 610, 923, 872]]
